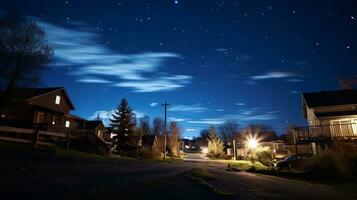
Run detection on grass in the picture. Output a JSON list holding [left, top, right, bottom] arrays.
[[185, 167, 234, 197], [226, 160, 269, 171], [0, 141, 127, 161]]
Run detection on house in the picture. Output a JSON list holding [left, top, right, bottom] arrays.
[[294, 89, 357, 140], [260, 140, 289, 159], [140, 135, 157, 152], [0, 87, 80, 133], [85, 120, 106, 140], [103, 127, 117, 143]]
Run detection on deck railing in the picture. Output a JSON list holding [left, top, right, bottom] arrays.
[[293, 123, 357, 140]]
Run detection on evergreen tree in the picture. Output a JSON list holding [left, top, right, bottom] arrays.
[[110, 98, 136, 137]]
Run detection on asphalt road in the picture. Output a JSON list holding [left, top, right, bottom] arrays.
[[0, 154, 356, 200]]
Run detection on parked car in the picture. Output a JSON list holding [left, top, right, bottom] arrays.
[[276, 154, 312, 171]]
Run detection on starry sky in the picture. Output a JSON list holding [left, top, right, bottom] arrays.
[[1, 0, 357, 138]]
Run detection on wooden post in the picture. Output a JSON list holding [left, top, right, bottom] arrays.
[[66, 133, 71, 151], [293, 129, 298, 155], [34, 129, 40, 148]]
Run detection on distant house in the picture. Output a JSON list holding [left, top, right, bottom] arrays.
[[260, 140, 289, 159], [85, 120, 106, 140], [295, 89, 357, 140], [0, 87, 79, 132], [103, 127, 117, 143], [141, 135, 157, 152]]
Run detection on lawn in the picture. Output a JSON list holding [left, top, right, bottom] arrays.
[[0, 141, 134, 161], [226, 160, 269, 171]]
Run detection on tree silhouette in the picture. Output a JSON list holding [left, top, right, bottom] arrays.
[[219, 120, 240, 145], [152, 117, 163, 136], [0, 13, 53, 91], [138, 115, 151, 136]]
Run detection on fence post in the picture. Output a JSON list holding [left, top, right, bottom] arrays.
[[66, 133, 71, 151], [34, 129, 40, 148]]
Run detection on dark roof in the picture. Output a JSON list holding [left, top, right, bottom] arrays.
[[64, 114, 86, 121], [1, 87, 75, 109], [85, 120, 104, 130], [303, 89, 357, 107], [141, 135, 156, 146], [315, 110, 357, 118]]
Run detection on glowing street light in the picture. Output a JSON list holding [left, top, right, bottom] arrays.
[[201, 147, 209, 154], [245, 134, 260, 163], [247, 138, 259, 149]]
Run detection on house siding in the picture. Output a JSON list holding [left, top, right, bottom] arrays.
[[28, 90, 72, 114]]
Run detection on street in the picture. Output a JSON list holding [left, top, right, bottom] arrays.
[[0, 155, 356, 200]]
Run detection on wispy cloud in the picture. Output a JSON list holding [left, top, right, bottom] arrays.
[[186, 111, 279, 125], [168, 117, 185, 122], [214, 48, 229, 52], [77, 77, 113, 83], [38, 21, 192, 92], [150, 102, 159, 107], [170, 104, 208, 113], [236, 102, 245, 106], [185, 128, 196, 132], [187, 119, 225, 125], [250, 71, 295, 80]]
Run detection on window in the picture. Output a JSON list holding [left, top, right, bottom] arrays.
[[35, 112, 45, 123], [65, 120, 70, 128], [55, 95, 61, 105]]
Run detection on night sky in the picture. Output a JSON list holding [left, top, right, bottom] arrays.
[[1, 0, 357, 138]]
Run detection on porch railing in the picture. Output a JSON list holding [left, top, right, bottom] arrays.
[[293, 123, 357, 140]]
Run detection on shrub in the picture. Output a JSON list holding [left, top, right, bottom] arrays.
[[139, 147, 162, 159], [308, 142, 357, 180], [254, 147, 274, 167], [207, 127, 225, 158]]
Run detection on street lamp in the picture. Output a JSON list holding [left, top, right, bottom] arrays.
[[246, 135, 260, 163], [247, 138, 258, 149]]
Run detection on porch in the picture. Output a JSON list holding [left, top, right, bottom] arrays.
[[293, 123, 357, 142]]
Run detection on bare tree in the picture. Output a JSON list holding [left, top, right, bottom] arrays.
[[218, 120, 240, 145], [168, 121, 181, 157], [241, 124, 278, 142], [196, 129, 209, 147], [138, 115, 151, 136], [207, 126, 224, 158], [152, 117, 163, 136], [0, 14, 53, 91]]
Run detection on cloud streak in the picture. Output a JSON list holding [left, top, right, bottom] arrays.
[[38, 21, 192, 92], [250, 71, 294, 80], [170, 104, 208, 113], [186, 111, 279, 125]]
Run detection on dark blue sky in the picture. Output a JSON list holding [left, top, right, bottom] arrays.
[[2, 0, 357, 138]]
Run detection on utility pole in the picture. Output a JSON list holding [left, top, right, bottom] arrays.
[[162, 102, 170, 161]]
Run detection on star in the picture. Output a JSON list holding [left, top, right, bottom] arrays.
[[174, 0, 179, 4]]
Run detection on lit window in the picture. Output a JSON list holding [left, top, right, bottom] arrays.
[[55, 95, 61, 105], [65, 120, 70, 128]]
